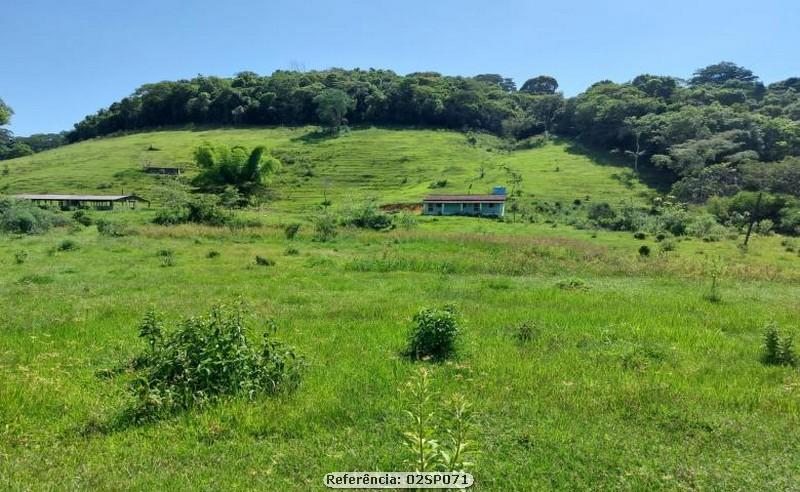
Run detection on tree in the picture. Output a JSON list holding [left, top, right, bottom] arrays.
[[314, 88, 354, 133], [474, 74, 516, 92], [623, 117, 647, 172], [0, 98, 12, 126], [690, 62, 758, 86], [193, 142, 281, 193], [520, 75, 559, 95], [526, 94, 564, 138]]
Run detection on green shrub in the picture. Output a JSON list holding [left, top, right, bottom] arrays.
[[638, 245, 651, 257], [206, 250, 220, 258], [255, 255, 275, 266], [0, 197, 61, 234], [57, 239, 79, 251], [284, 222, 302, 240], [659, 239, 677, 252], [126, 303, 304, 421], [312, 211, 338, 242], [285, 247, 300, 256], [556, 277, 588, 290], [400, 367, 477, 473], [406, 305, 461, 361], [96, 219, 132, 237], [13, 250, 28, 264], [72, 210, 93, 226], [633, 231, 646, 240], [396, 211, 418, 230], [512, 321, 538, 345], [156, 249, 175, 267], [154, 194, 229, 226], [341, 200, 394, 230], [762, 324, 796, 366]]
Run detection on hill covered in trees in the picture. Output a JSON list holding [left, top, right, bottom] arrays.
[[61, 63, 800, 204]]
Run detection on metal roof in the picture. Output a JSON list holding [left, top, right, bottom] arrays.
[[423, 194, 506, 203], [14, 194, 147, 202]]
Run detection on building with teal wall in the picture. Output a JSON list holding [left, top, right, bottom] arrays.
[[422, 192, 506, 217]]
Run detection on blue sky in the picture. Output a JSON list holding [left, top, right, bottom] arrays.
[[2, 0, 799, 136]]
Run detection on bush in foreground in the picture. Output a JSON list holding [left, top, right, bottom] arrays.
[[0, 197, 63, 234], [762, 324, 796, 367], [127, 303, 304, 421], [406, 305, 461, 361]]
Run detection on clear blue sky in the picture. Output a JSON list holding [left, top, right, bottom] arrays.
[[3, 0, 799, 136]]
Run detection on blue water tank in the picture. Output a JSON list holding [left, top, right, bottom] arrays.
[[492, 186, 507, 195]]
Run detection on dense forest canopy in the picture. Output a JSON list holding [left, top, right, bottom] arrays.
[[4, 63, 800, 208]]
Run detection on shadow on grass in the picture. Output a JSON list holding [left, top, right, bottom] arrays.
[[563, 140, 675, 194]]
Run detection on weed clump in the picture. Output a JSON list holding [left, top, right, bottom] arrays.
[[638, 245, 651, 257], [556, 277, 588, 291], [126, 303, 304, 421], [284, 222, 301, 240], [312, 211, 338, 242], [13, 250, 28, 264], [762, 324, 796, 366], [96, 219, 133, 237], [206, 250, 220, 259], [512, 321, 538, 345], [255, 255, 275, 266], [72, 210, 93, 226], [156, 249, 175, 267], [57, 239, 79, 251], [406, 305, 461, 361], [284, 247, 300, 256]]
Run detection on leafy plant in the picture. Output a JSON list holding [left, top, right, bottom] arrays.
[[312, 211, 338, 242], [96, 219, 132, 237], [125, 302, 304, 421], [762, 324, 796, 366], [255, 255, 275, 266], [704, 255, 726, 303], [512, 321, 538, 345], [72, 210, 93, 226], [400, 368, 477, 472], [206, 250, 220, 259], [157, 249, 175, 267], [638, 245, 651, 257], [284, 222, 302, 240], [556, 277, 588, 291], [284, 247, 300, 256], [13, 249, 28, 264], [57, 239, 79, 252], [406, 305, 461, 361]]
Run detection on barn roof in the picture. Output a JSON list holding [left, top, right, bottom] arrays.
[[14, 194, 147, 202], [423, 194, 506, 203]]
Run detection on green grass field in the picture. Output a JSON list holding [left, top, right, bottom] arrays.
[[0, 127, 653, 210], [1, 128, 799, 491]]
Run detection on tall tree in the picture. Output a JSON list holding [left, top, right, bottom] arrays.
[[314, 88, 354, 133], [520, 76, 559, 95], [0, 98, 12, 126], [690, 62, 758, 86]]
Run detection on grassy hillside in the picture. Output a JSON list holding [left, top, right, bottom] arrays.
[[0, 127, 654, 210], [2, 127, 799, 490]]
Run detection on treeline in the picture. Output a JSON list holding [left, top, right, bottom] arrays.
[[0, 98, 67, 160], [27, 64, 800, 203]]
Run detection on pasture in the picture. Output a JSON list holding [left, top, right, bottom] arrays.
[[1, 128, 798, 491]]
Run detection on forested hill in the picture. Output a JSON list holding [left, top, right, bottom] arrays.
[[59, 63, 800, 204]]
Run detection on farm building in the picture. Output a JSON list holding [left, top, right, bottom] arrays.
[[422, 188, 506, 217], [14, 194, 149, 210]]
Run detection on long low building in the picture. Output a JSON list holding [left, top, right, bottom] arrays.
[[422, 193, 506, 217], [14, 194, 150, 209]]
